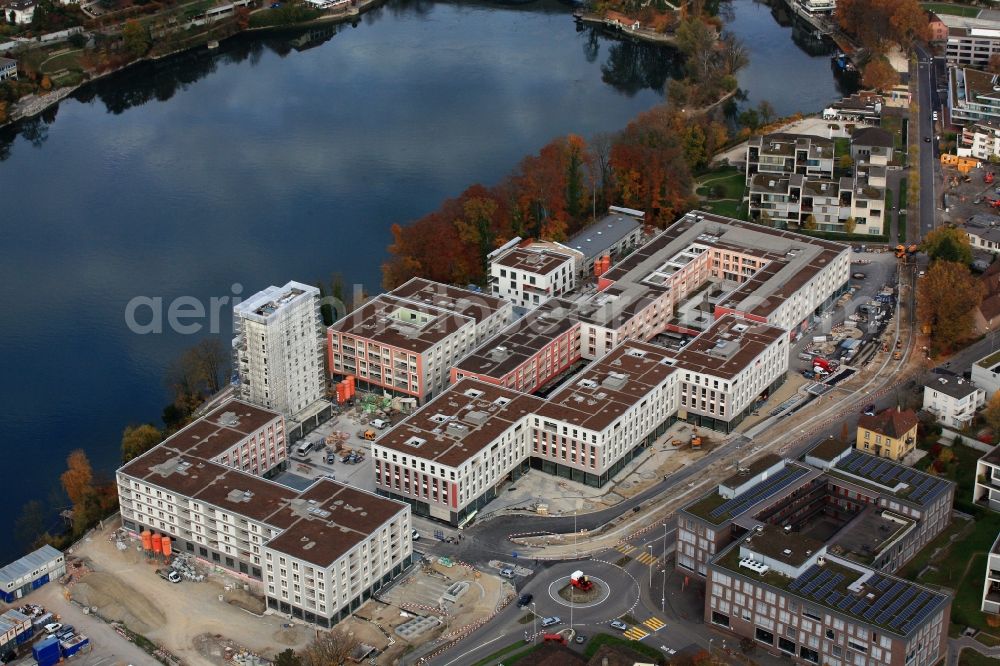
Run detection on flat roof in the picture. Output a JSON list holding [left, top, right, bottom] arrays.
[[234, 281, 317, 321], [151, 399, 281, 462], [750, 133, 834, 159], [672, 316, 786, 379], [390, 277, 508, 324], [720, 453, 783, 489], [374, 379, 543, 468], [981, 445, 1000, 467], [807, 438, 851, 462], [852, 127, 894, 148], [453, 298, 579, 380], [493, 247, 573, 276], [603, 211, 848, 322], [534, 341, 677, 432], [829, 450, 952, 508], [119, 438, 406, 566], [262, 480, 407, 567], [714, 541, 949, 637], [745, 524, 826, 568], [564, 209, 642, 260], [682, 460, 816, 525], [329, 294, 473, 353], [925, 376, 980, 400], [0, 546, 62, 588]]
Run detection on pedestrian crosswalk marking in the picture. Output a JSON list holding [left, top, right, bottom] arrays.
[[636, 552, 658, 566], [624, 626, 649, 640], [643, 617, 666, 631], [616, 543, 636, 554]]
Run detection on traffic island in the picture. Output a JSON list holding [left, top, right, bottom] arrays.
[[557, 581, 604, 604]]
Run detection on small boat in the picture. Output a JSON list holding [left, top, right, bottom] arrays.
[[207, 40, 219, 49]]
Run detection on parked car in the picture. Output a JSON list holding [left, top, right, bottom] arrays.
[[55, 626, 75, 640], [575, 634, 588, 644], [540, 616, 561, 628], [610, 620, 628, 631], [326, 452, 337, 464], [517, 593, 533, 607], [863, 404, 875, 416], [411, 529, 420, 541], [371, 418, 391, 429], [43, 623, 62, 635], [852, 272, 866, 279], [156, 569, 181, 583], [500, 567, 514, 579]]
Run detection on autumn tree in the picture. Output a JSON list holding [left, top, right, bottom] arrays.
[[803, 214, 818, 230], [984, 391, 1000, 435], [922, 226, 973, 264], [844, 216, 857, 234], [14, 500, 48, 551], [455, 196, 500, 270], [61, 450, 94, 507], [837, 0, 928, 52], [918, 261, 984, 353], [122, 423, 162, 463], [863, 57, 900, 92], [122, 20, 151, 60], [839, 153, 855, 171], [298, 631, 359, 666], [163, 338, 230, 429], [989, 54, 1000, 75]]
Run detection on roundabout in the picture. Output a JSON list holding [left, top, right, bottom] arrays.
[[530, 560, 641, 625]]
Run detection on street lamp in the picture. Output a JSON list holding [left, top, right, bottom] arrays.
[[661, 522, 667, 613], [531, 602, 537, 642]]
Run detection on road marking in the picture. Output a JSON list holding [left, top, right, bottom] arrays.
[[624, 626, 649, 640], [635, 552, 658, 566], [615, 543, 636, 555], [438, 632, 508, 666], [643, 617, 666, 631]]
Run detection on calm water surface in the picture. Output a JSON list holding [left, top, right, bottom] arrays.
[[0, 0, 847, 560]]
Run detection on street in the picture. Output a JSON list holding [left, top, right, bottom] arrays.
[[915, 44, 943, 240]]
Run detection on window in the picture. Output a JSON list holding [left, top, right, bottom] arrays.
[[800, 647, 820, 664], [756, 628, 775, 645], [778, 638, 796, 654], [711, 611, 730, 627]]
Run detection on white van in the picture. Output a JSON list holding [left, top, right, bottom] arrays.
[[371, 418, 390, 429], [295, 441, 314, 458]]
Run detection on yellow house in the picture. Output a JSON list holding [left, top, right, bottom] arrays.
[[855, 408, 918, 461]]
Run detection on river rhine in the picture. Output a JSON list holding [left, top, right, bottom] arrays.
[[0, 0, 851, 560]]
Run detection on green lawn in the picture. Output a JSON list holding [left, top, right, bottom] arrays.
[[700, 199, 745, 219], [696, 167, 745, 199], [582, 634, 667, 663], [882, 113, 907, 152], [39, 49, 83, 73], [922, 2, 980, 17], [959, 648, 1000, 666], [470, 641, 540, 666]]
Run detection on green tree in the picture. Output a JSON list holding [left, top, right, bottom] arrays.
[[121, 423, 162, 463], [14, 500, 47, 551], [122, 19, 151, 60], [839, 154, 855, 171], [275, 649, 302, 666], [455, 196, 499, 274], [922, 226, 973, 264], [844, 216, 857, 234]]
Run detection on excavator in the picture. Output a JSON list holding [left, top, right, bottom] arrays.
[[894, 244, 918, 258]]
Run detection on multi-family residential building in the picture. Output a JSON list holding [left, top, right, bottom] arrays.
[[949, 66, 1000, 125], [974, 446, 1000, 511], [959, 121, 1000, 159], [488, 245, 578, 308], [450, 297, 581, 394], [116, 399, 411, 628], [748, 167, 886, 234], [937, 9, 1000, 67], [0, 545, 65, 603], [855, 408, 918, 461], [671, 316, 788, 433], [706, 526, 950, 666], [822, 93, 884, 124], [376, 341, 680, 523], [972, 349, 1000, 395], [233, 281, 325, 417], [850, 128, 894, 165], [677, 443, 955, 577], [328, 278, 512, 404], [982, 533, 1000, 613], [746, 134, 835, 182], [0, 58, 16, 82], [562, 207, 645, 274], [923, 376, 986, 429], [799, 0, 834, 13]]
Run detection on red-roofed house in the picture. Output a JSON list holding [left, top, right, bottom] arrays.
[[855, 407, 918, 461]]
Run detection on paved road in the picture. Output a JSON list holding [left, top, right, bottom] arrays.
[[915, 44, 939, 240]]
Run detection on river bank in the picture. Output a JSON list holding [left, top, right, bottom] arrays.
[[574, 11, 679, 46], [1, 0, 386, 129]]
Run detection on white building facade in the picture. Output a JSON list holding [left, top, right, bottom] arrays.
[[233, 281, 325, 417], [922, 377, 986, 429]]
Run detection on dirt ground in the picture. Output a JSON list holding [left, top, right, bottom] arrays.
[[68, 519, 313, 666]]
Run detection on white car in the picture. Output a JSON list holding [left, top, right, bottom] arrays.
[[43, 623, 62, 635], [411, 529, 420, 541], [610, 620, 628, 631], [540, 616, 561, 627]]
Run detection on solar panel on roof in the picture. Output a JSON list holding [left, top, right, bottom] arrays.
[[892, 590, 931, 629], [851, 599, 869, 614], [802, 569, 831, 595], [790, 565, 821, 591], [838, 595, 855, 610], [827, 592, 841, 605], [877, 577, 894, 591], [709, 466, 810, 519]]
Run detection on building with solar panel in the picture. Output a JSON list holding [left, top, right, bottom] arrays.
[[706, 523, 950, 666], [676, 442, 955, 578]]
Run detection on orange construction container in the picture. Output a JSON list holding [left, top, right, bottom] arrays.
[[346, 375, 356, 398], [151, 533, 163, 554], [602, 254, 611, 273], [141, 530, 152, 551], [594, 258, 605, 276], [162, 536, 172, 558], [336, 384, 347, 404]]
